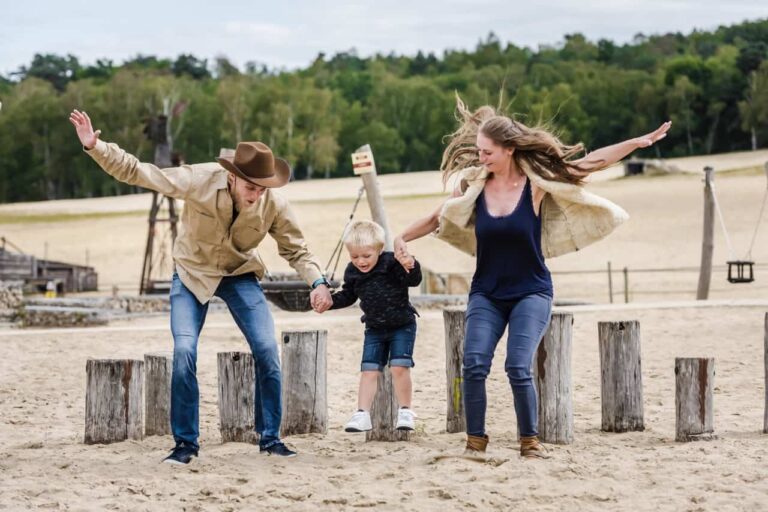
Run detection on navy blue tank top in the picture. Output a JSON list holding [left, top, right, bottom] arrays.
[[470, 178, 553, 300]]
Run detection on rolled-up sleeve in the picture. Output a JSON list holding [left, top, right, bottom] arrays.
[[85, 139, 194, 200], [268, 197, 324, 286]]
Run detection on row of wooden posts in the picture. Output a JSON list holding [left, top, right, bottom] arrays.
[[85, 311, 768, 445]]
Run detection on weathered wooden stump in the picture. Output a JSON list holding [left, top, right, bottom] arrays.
[[280, 330, 327, 436], [443, 307, 466, 433], [144, 352, 172, 436], [217, 352, 258, 444], [675, 357, 716, 442], [598, 320, 645, 432], [84, 359, 143, 444], [533, 312, 574, 444], [366, 368, 409, 442]]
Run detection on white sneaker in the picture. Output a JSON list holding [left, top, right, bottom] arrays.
[[396, 407, 416, 431], [345, 410, 372, 432]]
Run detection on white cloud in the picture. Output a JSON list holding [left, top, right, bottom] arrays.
[[0, 0, 765, 75]]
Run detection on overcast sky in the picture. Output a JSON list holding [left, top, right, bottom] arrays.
[[1, 0, 765, 76]]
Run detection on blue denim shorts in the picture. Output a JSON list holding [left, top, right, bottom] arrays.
[[361, 321, 416, 371]]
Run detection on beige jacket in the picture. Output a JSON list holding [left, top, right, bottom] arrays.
[[436, 165, 629, 258], [86, 140, 323, 303]]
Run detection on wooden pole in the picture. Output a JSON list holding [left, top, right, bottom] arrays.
[[764, 313, 767, 434], [623, 267, 629, 303], [443, 307, 466, 433], [598, 321, 644, 432], [355, 144, 404, 441], [366, 369, 409, 442], [356, 144, 393, 251], [84, 359, 144, 444], [144, 352, 172, 437], [697, 166, 715, 300], [280, 330, 328, 437], [607, 261, 613, 304], [217, 352, 259, 444], [675, 357, 716, 442], [533, 312, 574, 444]]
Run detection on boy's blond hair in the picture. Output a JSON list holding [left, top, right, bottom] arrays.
[[343, 220, 386, 250]]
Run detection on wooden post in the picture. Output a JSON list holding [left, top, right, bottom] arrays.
[[533, 312, 574, 444], [598, 321, 644, 432], [280, 330, 328, 437], [84, 359, 144, 444], [366, 369, 409, 442], [622, 267, 629, 303], [355, 144, 393, 251], [443, 307, 466, 433], [607, 261, 613, 304], [354, 144, 404, 442], [697, 166, 715, 300], [764, 313, 767, 434], [217, 352, 258, 444], [144, 352, 172, 436], [675, 357, 716, 441]]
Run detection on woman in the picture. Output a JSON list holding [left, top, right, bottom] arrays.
[[394, 98, 670, 458]]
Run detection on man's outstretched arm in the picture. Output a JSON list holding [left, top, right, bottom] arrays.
[[69, 109, 194, 199]]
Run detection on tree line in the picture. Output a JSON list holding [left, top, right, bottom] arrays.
[[0, 19, 766, 202]]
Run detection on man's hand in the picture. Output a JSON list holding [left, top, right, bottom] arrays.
[[69, 109, 101, 150], [310, 285, 332, 313]]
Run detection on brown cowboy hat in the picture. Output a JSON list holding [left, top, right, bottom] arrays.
[[216, 141, 291, 188]]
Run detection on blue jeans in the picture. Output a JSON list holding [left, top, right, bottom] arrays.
[[463, 291, 552, 438], [361, 321, 417, 371], [170, 272, 282, 449]]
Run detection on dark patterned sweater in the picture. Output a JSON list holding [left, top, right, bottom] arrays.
[[330, 251, 422, 329]]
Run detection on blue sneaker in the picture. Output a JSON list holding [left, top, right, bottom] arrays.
[[260, 442, 297, 457], [163, 443, 198, 465]]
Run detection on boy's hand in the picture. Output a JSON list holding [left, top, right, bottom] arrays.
[[310, 285, 332, 313], [396, 253, 415, 272]]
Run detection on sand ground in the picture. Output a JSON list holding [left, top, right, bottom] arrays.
[[1, 304, 767, 511]]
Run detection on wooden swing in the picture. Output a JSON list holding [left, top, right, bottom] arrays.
[[259, 186, 365, 311], [712, 165, 768, 284]]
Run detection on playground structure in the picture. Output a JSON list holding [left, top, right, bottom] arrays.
[[0, 236, 97, 295]]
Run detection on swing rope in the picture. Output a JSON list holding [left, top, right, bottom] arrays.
[[745, 179, 768, 261], [710, 181, 737, 261], [255, 185, 366, 285], [325, 185, 366, 282]]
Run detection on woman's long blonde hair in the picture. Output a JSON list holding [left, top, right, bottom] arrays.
[[441, 95, 593, 187]]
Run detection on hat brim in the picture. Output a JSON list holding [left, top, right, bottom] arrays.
[[216, 156, 291, 188]]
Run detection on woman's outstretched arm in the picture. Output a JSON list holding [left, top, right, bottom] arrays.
[[569, 121, 671, 175], [394, 182, 463, 265]]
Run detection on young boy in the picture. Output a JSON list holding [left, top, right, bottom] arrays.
[[317, 220, 422, 432]]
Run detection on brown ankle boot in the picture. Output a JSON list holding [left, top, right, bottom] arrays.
[[464, 434, 489, 456], [520, 435, 549, 459]]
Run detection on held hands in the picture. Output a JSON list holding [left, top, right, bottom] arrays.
[[69, 110, 101, 150], [397, 253, 416, 272], [634, 121, 671, 148], [394, 236, 414, 272], [310, 285, 332, 313]]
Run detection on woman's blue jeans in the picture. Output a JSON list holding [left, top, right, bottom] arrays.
[[169, 272, 282, 450], [463, 291, 552, 438]]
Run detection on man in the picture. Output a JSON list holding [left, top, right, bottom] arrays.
[[69, 109, 332, 464]]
